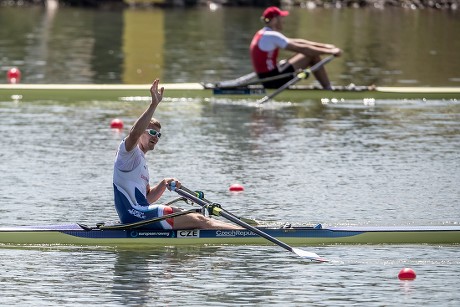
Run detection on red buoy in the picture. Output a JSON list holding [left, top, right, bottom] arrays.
[[398, 268, 416, 280], [229, 183, 244, 192], [7, 67, 21, 84], [110, 118, 124, 129]]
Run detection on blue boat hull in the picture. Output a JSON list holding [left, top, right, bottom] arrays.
[[0, 224, 459, 246]]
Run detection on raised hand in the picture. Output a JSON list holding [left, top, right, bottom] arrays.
[[149, 79, 165, 105]]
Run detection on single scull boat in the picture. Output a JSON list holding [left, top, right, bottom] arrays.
[[1, 83, 459, 102], [1, 223, 459, 247]]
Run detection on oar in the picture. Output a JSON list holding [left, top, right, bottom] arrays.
[[212, 72, 257, 88], [174, 186, 327, 262], [212, 71, 297, 89], [257, 55, 335, 104], [180, 186, 260, 226], [78, 197, 198, 231], [92, 208, 200, 230], [209, 61, 298, 89]]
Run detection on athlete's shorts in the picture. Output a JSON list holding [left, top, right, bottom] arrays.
[[257, 64, 296, 89], [151, 205, 175, 229], [114, 184, 175, 230]]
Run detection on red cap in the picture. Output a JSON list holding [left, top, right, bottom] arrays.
[[262, 6, 289, 21]]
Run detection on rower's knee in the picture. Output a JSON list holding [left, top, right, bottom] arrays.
[[310, 55, 322, 65]]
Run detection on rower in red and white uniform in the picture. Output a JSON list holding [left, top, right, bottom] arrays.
[[250, 6, 342, 89]]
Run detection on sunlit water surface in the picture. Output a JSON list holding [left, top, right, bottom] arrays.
[[0, 4, 459, 307], [0, 97, 459, 306]]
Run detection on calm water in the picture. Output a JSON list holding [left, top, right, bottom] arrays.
[[1, 5, 460, 307], [0, 5, 460, 86]]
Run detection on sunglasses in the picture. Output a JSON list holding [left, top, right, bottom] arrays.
[[145, 129, 161, 138]]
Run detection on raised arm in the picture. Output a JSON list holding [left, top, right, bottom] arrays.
[[124, 79, 164, 152]]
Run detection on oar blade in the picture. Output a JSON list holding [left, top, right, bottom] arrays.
[[292, 248, 328, 262]]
